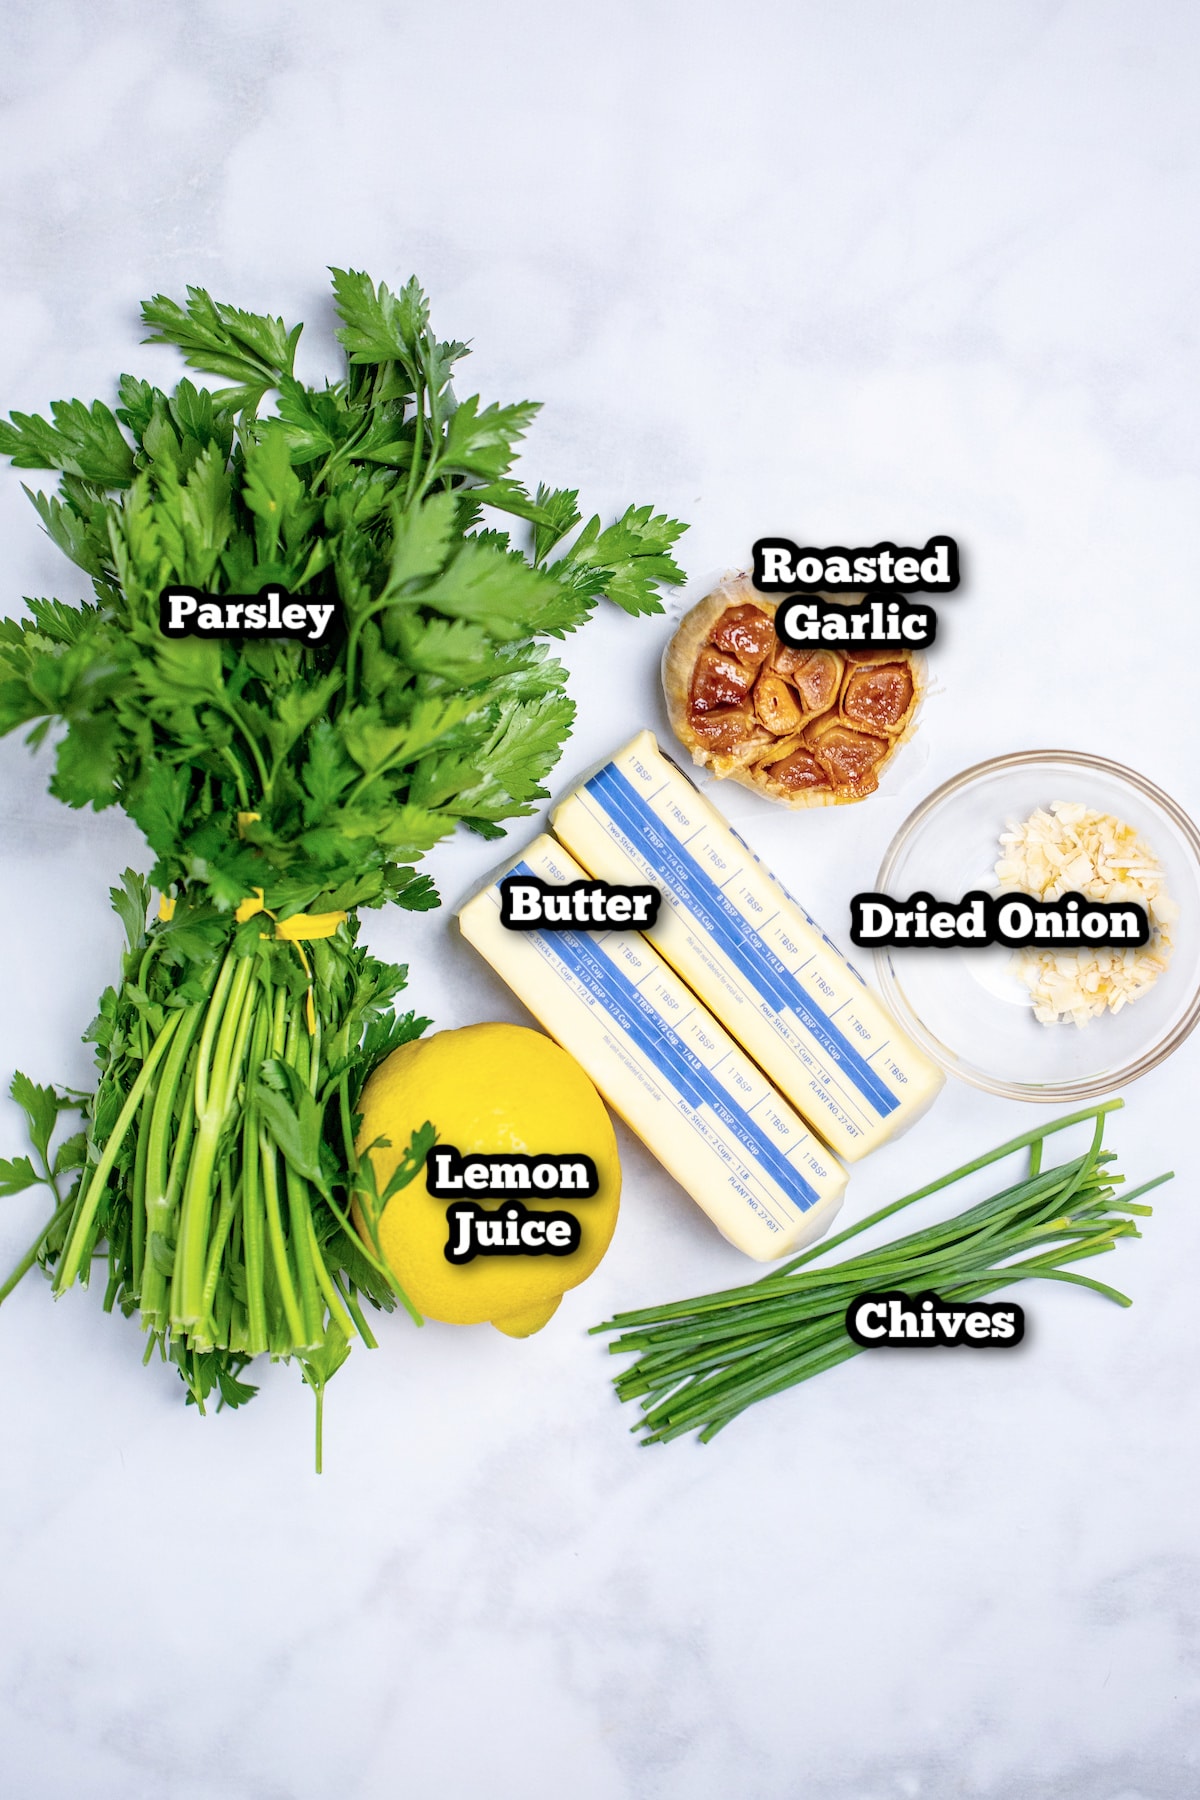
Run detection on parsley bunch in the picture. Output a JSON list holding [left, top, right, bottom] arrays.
[[0, 271, 686, 1450]]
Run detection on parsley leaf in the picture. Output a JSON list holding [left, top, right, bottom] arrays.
[[330, 268, 430, 370], [440, 395, 541, 482], [141, 287, 302, 407], [560, 505, 690, 617], [0, 400, 135, 487]]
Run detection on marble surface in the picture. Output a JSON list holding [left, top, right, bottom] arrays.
[[2, 4, 1200, 1796]]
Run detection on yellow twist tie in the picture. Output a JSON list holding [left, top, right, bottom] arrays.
[[233, 890, 348, 1034], [235, 888, 267, 923], [160, 890, 347, 1033], [274, 911, 348, 942]]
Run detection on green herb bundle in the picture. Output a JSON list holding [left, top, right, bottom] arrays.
[[0, 270, 686, 1440], [594, 1103, 1170, 1444]]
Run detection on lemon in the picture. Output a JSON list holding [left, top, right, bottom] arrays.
[[355, 1023, 621, 1336]]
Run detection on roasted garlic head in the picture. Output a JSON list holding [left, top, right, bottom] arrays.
[[663, 577, 923, 806]]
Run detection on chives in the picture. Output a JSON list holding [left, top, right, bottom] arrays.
[[592, 1102, 1171, 1445]]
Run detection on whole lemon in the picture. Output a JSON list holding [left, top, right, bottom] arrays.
[[355, 1023, 621, 1336]]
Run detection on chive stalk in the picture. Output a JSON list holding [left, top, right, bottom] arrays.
[[593, 1105, 1171, 1445]]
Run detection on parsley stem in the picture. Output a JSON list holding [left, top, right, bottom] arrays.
[[173, 953, 256, 1331], [54, 1010, 185, 1294], [199, 1163, 241, 1329], [222, 750, 251, 809], [142, 1042, 200, 1330], [129, 1073, 154, 1301], [259, 1124, 305, 1348], [213, 700, 270, 800], [335, 1274, 376, 1350], [0, 1195, 77, 1308], [405, 380, 426, 506], [285, 1160, 325, 1349], [241, 997, 270, 1355], [342, 586, 403, 712], [305, 1211, 354, 1341]]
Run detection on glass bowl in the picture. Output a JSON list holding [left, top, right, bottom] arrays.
[[872, 750, 1200, 1100]]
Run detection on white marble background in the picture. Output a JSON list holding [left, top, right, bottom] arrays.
[[2, 3, 1199, 1796]]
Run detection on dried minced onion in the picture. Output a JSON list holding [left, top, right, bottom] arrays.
[[994, 802, 1176, 1025]]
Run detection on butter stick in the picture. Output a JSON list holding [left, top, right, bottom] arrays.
[[551, 731, 943, 1161], [457, 835, 847, 1261]]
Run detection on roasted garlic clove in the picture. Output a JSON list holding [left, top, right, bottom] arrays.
[[793, 649, 843, 717], [753, 729, 809, 767], [805, 718, 890, 796], [763, 745, 832, 793], [840, 661, 916, 736], [709, 604, 777, 668], [753, 671, 805, 735], [770, 642, 813, 681], [688, 707, 770, 753], [690, 647, 757, 712]]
